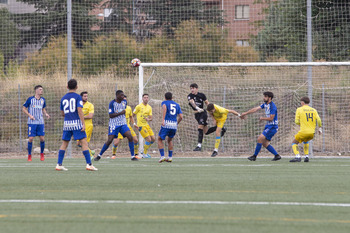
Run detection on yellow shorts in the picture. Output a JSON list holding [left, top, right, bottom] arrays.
[[139, 125, 154, 138], [216, 118, 227, 129], [295, 132, 314, 143], [117, 126, 136, 139], [85, 124, 93, 142]]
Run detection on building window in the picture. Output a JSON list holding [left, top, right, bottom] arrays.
[[235, 5, 249, 20], [236, 40, 250, 47], [0, 0, 8, 4]]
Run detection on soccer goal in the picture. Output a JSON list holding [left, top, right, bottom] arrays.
[[138, 62, 350, 156]]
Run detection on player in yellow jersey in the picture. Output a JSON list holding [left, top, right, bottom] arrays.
[[290, 97, 322, 162], [77, 91, 95, 159], [133, 93, 155, 158], [111, 95, 139, 159], [206, 103, 241, 157]]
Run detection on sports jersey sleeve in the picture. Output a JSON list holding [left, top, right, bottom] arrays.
[[270, 104, 277, 115], [216, 105, 229, 115], [23, 97, 31, 108], [187, 94, 193, 101], [89, 103, 94, 114], [177, 104, 183, 114], [315, 111, 322, 127], [202, 93, 207, 101], [77, 96, 83, 108], [108, 101, 115, 114], [133, 105, 139, 115], [43, 98, 47, 108], [149, 106, 153, 116], [260, 103, 264, 109], [295, 108, 301, 125], [60, 98, 63, 111]]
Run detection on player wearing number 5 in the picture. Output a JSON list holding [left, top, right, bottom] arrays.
[[56, 79, 97, 171], [290, 97, 322, 162], [158, 92, 183, 163]]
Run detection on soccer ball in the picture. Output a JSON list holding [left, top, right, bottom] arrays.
[[131, 58, 141, 67]]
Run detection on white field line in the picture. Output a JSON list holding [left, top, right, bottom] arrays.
[[0, 199, 350, 207]]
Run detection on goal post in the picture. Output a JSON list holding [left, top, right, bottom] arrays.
[[138, 62, 350, 156]]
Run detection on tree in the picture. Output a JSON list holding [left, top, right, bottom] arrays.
[[15, 0, 101, 48], [101, 0, 225, 39], [254, 0, 350, 61], [0, 8, 20, 74]]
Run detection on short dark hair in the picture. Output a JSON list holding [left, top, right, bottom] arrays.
[[116, 90, 124, 96], [300, 96, 310, 104], [165, 92, 172, 100], [207, 103, 214, 111], [263, 91, 274, 99], [80, 91, 88, 96], [68, 79, 77, 90], [190, 83, 198, 89], [142, 93, 149, 97], [34, 85, 43, 91]]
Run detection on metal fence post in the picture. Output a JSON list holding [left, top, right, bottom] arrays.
[[18, 84, 22, 152]]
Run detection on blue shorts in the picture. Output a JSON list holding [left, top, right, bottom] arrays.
[[262, 126, 278, 141], [28, 124, 45, 137], [108, 124, 130, 138], [62, 130, 86, 141], [158, 127, 177, 140]]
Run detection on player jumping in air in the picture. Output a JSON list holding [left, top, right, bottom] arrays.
[[111, 95, 139, 159], [240, 92, 281, 161], [290, 97, 322, 162], [94, 90, 137, 161], [56, 79, 97, 171], [77, 91, 95, 159], [133, 94, 155, 158], [206, 103, 241, 157], [188, 83, 216, 151], [23, 85, 50, 161], [158, 92, 183, 163]]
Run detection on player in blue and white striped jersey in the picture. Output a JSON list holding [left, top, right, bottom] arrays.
[[22, 85, 50, 162], [94, 90, 137, 161], [158, 92, 183, 163], [56, 79, 97, 171]]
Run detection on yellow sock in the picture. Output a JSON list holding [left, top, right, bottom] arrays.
[[134, 143, 139, 155], [144, 142, 151, 154], [112, 145, 117, 155], [292, 143, 299, 155], [215, 137, 221, 150], [303, 142, 309, 156]]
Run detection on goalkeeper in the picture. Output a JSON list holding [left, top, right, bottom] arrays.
[[290, 97, 322, 163], [187, 83, 212, 151], [206, 103, 241, 157]]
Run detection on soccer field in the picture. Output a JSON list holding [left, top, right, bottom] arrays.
[[0, 157, 349, 233]]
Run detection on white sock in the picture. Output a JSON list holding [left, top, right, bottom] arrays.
[[197, 143, 202, 147], [305, 154, 309, 158], [295, 154, 300, 158], [214, 148, 218, 152]]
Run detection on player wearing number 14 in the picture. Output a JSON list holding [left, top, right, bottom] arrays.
[[290, 97, 322, 162]]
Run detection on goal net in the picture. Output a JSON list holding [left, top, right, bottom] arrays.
[[140, 62, 350, 155]]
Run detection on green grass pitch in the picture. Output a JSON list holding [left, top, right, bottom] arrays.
[[0, 157, 349, 233]]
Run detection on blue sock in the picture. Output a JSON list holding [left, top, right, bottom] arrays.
[[266, 145, 278, 156], [150, 141, 154, 145], [83, 150, 91, 164], [28, 141, 33, 155], [128, 141, 135, 156], [58, 150, 65, 165], [99, 143, 109, 156], [168, 150, 173, 158], [40, 141, 45, 153], [254, 143, 262, 156], [159, 148, 165, 157]]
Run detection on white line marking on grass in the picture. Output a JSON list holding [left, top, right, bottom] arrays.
[[1, 199, 350, 207]]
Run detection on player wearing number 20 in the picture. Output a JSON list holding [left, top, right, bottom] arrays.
[[290, 97, 322, 163], [158, 92, 183, 163], [56, 79, 97, 171]]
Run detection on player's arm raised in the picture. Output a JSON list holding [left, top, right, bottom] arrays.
[[240, 106, 261, 119], [228, 109, 241, 117]]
